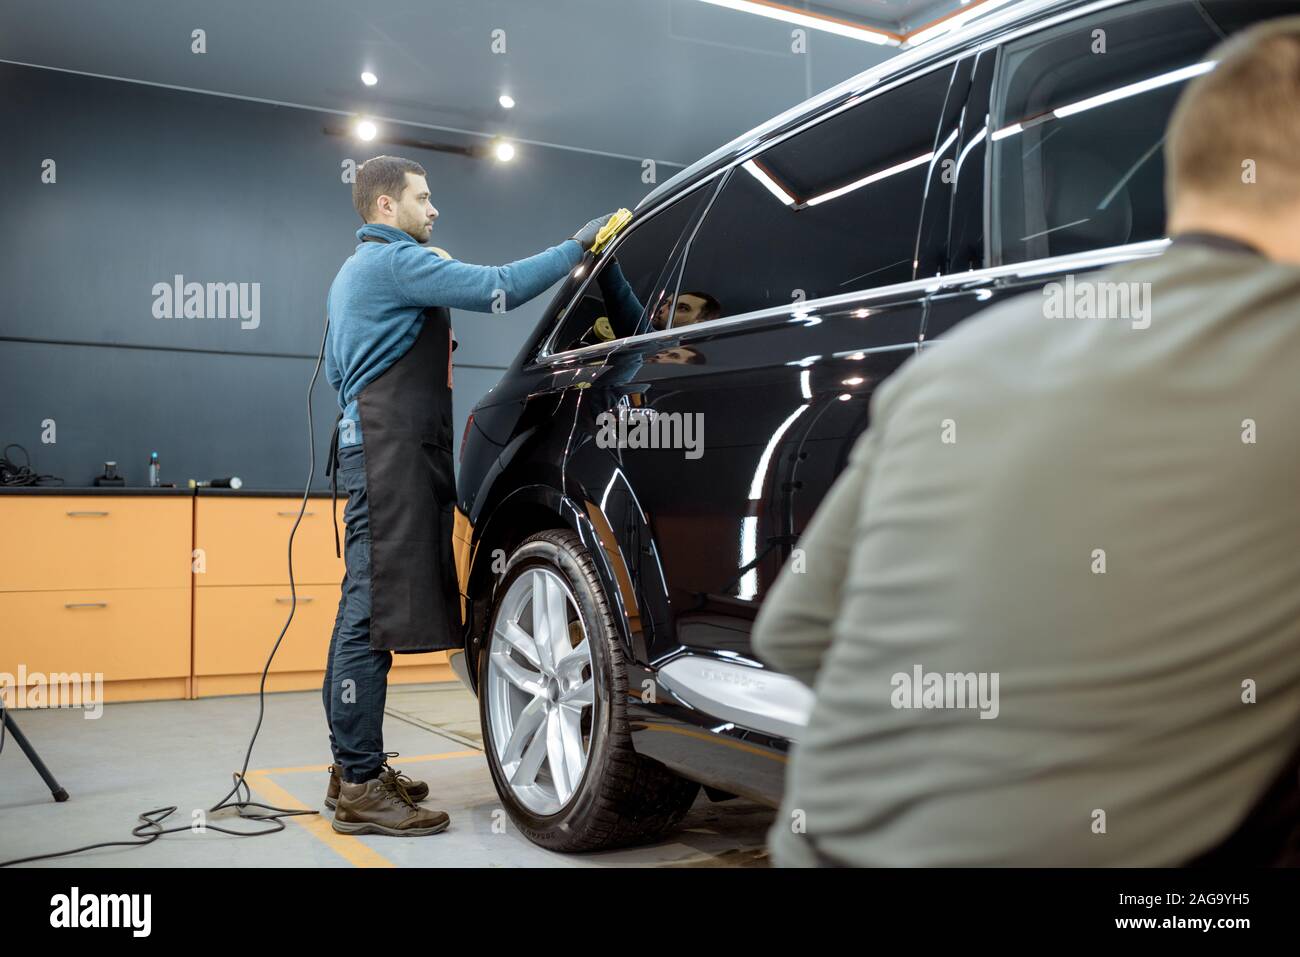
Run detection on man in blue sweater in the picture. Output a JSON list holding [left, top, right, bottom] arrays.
[[322, 154, 615, 836]]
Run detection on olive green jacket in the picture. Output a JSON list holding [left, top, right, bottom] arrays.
[[753, 239, 1300, 866]]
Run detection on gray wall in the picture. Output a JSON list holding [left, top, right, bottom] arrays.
[[0, 62, 649, 489]]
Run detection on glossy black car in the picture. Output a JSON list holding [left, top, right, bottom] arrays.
[[451, 0, 1298, 850]]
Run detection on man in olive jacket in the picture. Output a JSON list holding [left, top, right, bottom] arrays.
[[753, 19, 1300, 866]]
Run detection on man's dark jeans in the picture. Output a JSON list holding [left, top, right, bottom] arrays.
[[322, 442, 393, 784]]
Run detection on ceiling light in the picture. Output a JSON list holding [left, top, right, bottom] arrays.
[[494, 140, 516, 162], [1053, 60, 1215, 118], [360, 71, 377, 86], [697, 0, 898, 46], [499, 94, 516, 109], [355, 119, 377, 141], [743, 160, 796, 206], [805, 151, 934, 206], [991, 61, 1216, 141]]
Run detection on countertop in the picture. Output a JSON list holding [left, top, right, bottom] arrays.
[[0, 486, 339, 498]]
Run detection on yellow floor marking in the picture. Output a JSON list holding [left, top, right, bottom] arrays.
[[240, 770, 396, 868], [242, 750, 481, 867]]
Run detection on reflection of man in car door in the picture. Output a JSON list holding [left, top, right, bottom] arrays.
[[594, 258, 644, 339], [649, 291, 721, 331], [586, 253, 721, 342]]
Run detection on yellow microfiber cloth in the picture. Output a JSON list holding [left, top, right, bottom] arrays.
[[591, 316, 615, 341], [590, 208, 633, 255]]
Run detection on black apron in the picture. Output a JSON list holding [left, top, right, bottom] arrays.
[[326, 236, 461, 653]]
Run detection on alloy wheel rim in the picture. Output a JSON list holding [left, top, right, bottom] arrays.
[[487, 567, 595, 815]]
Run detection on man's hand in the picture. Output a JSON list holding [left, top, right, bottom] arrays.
[[572, 212, 617, 251]]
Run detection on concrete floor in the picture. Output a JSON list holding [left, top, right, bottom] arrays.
[[0, 683, 773, 867]]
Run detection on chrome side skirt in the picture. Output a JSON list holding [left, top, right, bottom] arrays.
[[657, 655, 814, 742]]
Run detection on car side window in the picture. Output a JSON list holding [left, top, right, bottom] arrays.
[[547, 185, 712, 353], [666, 65, 954, 324], [989, 0, 1223, 265]]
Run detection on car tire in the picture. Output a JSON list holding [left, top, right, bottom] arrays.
[[478, 528, 699, 851]]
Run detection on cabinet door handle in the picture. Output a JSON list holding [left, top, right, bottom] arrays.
[[275, 596, 314, 603], [277, 511, 315, 517], [65, 602, 108, 609], [66, 511, 110, 517]]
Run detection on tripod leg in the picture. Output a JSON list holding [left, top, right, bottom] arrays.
[[2, 709, 69, 802]]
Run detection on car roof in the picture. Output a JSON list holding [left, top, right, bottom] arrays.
[[635, 0, 1105, 213]]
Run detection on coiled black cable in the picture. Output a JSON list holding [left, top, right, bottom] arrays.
[[0, 444, 62, 487]]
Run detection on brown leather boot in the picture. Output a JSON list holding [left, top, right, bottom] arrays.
[[325, 758, 430, 810], [331, 774, 449, 837]]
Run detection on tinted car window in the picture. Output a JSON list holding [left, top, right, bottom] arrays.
[[989, 0, 1224, 265], [671, 65, 954, 322], [548, 185, 712, 353]]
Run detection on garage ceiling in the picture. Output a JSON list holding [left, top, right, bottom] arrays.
[[0, 0, 973, 168], [829, 0, 976, 32]]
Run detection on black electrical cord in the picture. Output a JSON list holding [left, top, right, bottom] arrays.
[[0, 443, 62, 487], [0, 317, 334, 867]]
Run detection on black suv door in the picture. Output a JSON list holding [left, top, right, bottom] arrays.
[[522, 179, 720, 662], [593, 62, 964, 669]]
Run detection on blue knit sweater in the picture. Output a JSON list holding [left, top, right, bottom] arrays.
[[326, 223, 583, 446]]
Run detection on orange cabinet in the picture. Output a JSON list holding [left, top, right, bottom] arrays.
[[0, 497, 190, 592], [0, 494, 192, 704], [0, 492, 453, 705], [192, 494, 450, 697], [194, 584, 341, 677], [0, 588, 189, 681], [193, 497, 346, 586]]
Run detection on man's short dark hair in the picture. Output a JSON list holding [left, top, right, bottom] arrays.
[[682, 291, 722, 323], [353, 155, 427, 222], [1167, 16, 1300, 211]]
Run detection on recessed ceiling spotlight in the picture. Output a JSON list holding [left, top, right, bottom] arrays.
[[494, 140, 516, 162], [499, 94, 516, 109], [360, 71, 378, 86], [355, 118, 377, 141]]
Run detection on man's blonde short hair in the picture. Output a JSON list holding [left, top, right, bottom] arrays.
[[1166, 16, 1300, 211]]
